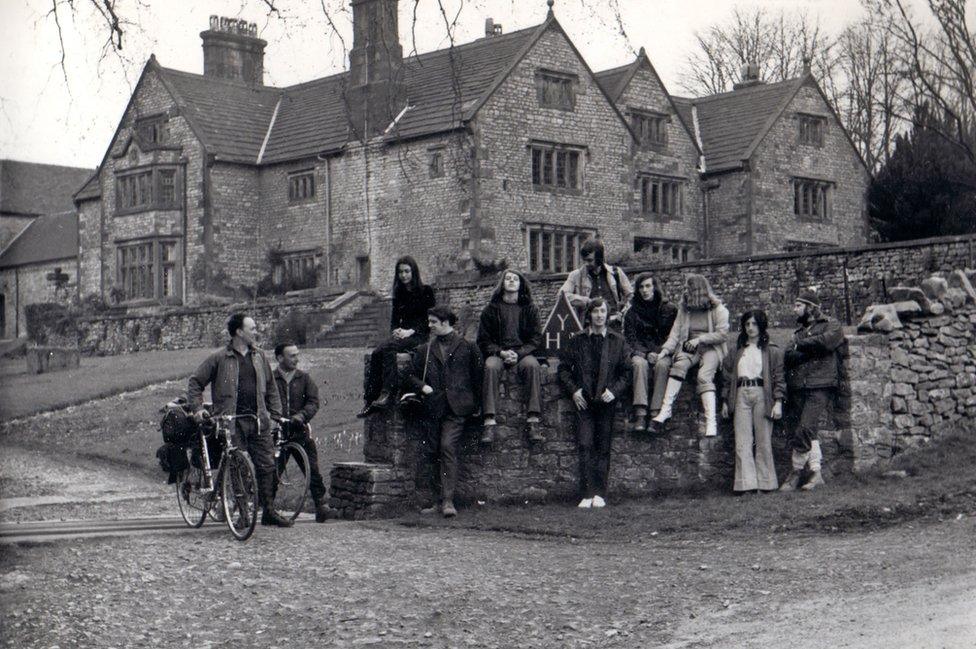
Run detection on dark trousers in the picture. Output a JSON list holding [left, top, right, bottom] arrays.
[[364, 335, 424, 404], [420, 414, 466, 504], [277, 424, 327, 502], [789, 388, 834, 453], [237, 418, 276, 509], [576, 403, 615, 499]]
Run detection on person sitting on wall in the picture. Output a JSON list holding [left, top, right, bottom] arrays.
[[559, 239, 633, 328], [624, 272, 677, 433], [721, 310, 785, 494], [407, 305, 483, 518], [272, 342, 330, 522], [781, 289, 845, 492], [358, 256, 436, 418], [558, 298, 631, 509], [476, 269, 545, 445], [649, 274, 730, 437]]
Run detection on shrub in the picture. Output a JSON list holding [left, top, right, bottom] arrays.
[[272, 310, 308, 346], [24, 303, 77, 345]]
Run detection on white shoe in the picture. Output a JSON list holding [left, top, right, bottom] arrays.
[[702, 391, 718, 437], [653, 378, 683, 423], [591, 495, 606, 508], [577, 498, 593, 509]]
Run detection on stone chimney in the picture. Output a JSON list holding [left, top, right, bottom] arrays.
[[733, 63, 762, 90], [347, 0, 405, 139], [485, 18, 503, 37], [201, 16, 266, 85]]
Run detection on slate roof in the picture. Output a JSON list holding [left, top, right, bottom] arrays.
[[0, 160, 94, 216], [0, 211, 78, 269], [148, 23, 542, 166], [671, 77, 805, 173], [594, 63, 633, 101]]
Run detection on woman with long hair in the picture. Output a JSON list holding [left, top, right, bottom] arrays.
[[721, 310, 784, 493], [358, 256, 436, 417], [649, 274, 729, 436], [624, 273, 677, 432]]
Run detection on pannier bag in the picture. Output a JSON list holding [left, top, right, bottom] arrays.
[[156, 442, 189, 484], [160, 397, 197, 447]]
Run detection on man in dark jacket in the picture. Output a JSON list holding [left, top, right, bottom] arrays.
[[558, 298, 631, 509], [187, 312, 292, 527], [273, 342, 329, 523], [476, 269, 544, 444], [782, 290, 846, 491], [407, 305, 483, 517], [624, 272, 677, 432]]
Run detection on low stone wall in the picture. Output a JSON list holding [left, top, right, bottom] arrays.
[[434, 233, 976, 337], [36, 290, 371, 355]]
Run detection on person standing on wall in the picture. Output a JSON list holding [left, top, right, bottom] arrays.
[[624, 273, 677, 433], [649, 274, 730, 437], [781, 290, 845, 491], [476, 269, 545, 445], [559, 239, 633, 328], [407, 306, 483, 518], [721, 310, 785, 494], [558, 298, 631, 509], [272, 342, 330, 522], [187, 312, 293, 527], [358, 256, 436, 418]]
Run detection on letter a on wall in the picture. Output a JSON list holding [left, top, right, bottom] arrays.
[[542, 291, 583, 356]]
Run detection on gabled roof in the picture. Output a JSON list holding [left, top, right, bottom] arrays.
[[1, 160, 94, 216], [671, 76, 806, 173], [0, 211, 77, 269], [594, 62, 633, 101]]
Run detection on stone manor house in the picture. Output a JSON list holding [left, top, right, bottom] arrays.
[[73, 0, 869, 307]]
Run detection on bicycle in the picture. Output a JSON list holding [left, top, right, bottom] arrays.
[[271, 417, 312, 522], [175, 412, 260, 541]]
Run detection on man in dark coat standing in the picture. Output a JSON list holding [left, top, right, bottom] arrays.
[[476, 269, 544, 444], [407, 305, 483, 517], [273, 342, 329, 523], [558, 298, 631, 509], [782, 289, 846, 491]]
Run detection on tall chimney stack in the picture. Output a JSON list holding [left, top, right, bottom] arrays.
[[733, 63, 762, 90], [347, 0, 405, 139], [201, 16, 266, 85]]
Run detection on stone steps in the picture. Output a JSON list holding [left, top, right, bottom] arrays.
[[312, 297, 391, 348]]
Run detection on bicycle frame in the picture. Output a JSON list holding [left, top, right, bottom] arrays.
[[197, 413, 258, 493]]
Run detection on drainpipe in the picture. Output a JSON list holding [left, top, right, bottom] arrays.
[[14, 268, 20, 338], [202, 153, 216, 291], [180, 159, 189, 304], [316, 152, 335, 287]]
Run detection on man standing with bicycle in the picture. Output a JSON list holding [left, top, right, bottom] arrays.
[[273, 342, 330, 523], [187, 313, 294, 528]]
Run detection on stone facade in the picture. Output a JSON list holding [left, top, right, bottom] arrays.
[[0, 260, 77, 339]]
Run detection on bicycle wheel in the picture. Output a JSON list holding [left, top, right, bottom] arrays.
[[221, 449, 259, 541], [175, 464, 209, 528], [274, 442, 311, 522]]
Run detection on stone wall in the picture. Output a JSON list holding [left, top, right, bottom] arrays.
[[0, 260, 77, 339], [434, 233, 976, 337]]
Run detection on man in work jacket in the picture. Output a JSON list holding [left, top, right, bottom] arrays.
[[559, 238, 633, 326]]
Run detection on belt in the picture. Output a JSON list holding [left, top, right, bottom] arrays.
[[737, 378, 764, 387]]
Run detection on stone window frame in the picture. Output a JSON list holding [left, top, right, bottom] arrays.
[[428, 146, 445, 179], [796, 113, 828, 148], [792, 176, 834, 222], [135, 113, 169, 146], [529, 141, 585, 195], [287, 169, 316, 203], [637, 173, 685, 221], [535, 69, 578, 111], [633, 237, 697, 263], [115, 237, 182, 305], [271, 248, 319, 292], [114, 165, 181, 215], [628, 108, 669, 149], [523, 223, 595, 274]]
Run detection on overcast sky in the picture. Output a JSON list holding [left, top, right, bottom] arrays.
[[0, 0, 903, 169]]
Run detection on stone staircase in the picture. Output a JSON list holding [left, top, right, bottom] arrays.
[[313, 296, 391, 348]]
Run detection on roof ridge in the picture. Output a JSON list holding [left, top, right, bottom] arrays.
[[688, 76, 802, 104], [594, 62, 634, 77]]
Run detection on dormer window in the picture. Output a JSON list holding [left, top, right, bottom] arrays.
[[797, 114, 827, 147], [535, 70, 577, 111], [630, 110, 669, 148], [135, 115, 168, 145]]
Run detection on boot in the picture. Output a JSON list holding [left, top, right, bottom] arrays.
[[314, 498, 330, 523], [526, 418, 544, 444], [261, 508, 294, 527], [701, 392, 718, 437], [442, 501, 457, 517], [651, 379, 683, 425], [779, 470, 803, 492], [631, 407, 648, 433], [480, 418, 497, 444], [801, 469, 825, 491]]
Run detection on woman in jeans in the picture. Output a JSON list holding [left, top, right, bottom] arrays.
[[721, 309, 784, 493], [358, 256, 436, 417]]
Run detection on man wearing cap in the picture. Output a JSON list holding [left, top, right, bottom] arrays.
[[781, 289, 845, 491]]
